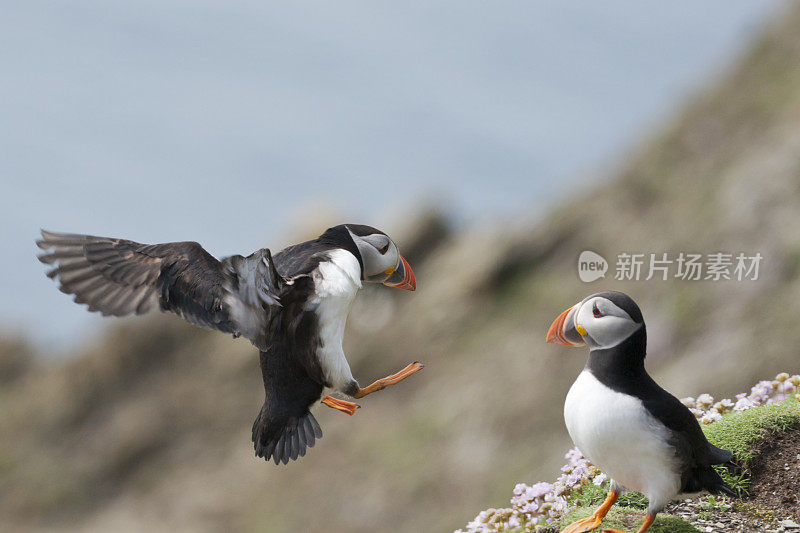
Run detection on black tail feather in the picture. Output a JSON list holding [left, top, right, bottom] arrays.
[[252, 406, 322, 465], [714, 481, 736, 498], [699, 464, 735, 497], [708, 443, 733, 464]]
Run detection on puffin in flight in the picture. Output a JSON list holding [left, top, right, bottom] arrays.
[[37, 224, 423, 465], [546, 291, 733, 533]]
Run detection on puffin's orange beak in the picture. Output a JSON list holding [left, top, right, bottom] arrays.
[[546, 303, 585, 346], [383, 255, 416, 291]]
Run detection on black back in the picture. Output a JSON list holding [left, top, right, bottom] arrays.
[[272, 224, 367, 279]]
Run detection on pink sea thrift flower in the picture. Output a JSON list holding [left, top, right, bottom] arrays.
[[734, 397, 756, 412], [701, 410, 722, 424]]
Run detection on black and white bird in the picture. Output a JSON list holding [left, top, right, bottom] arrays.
[[37, 224, 423, 465], [546, 291, 733, 533]]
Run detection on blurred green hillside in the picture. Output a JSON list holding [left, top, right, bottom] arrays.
[[3, 4, 800, 532]]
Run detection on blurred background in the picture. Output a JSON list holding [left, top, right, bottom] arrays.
[[2, 1, 799, 531]]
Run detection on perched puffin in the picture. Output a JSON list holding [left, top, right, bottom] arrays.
[[37, 224, 423, 465], [546, 291, 733, 533]]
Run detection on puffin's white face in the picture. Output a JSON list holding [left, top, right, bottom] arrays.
[[350, 231, 398, 278], [572, 296, 641, 349], [347, 228, 416, 290], [546, 292, 643, 350]]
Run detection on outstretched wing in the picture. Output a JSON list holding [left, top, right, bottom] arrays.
[[37, 230, 287, 349]]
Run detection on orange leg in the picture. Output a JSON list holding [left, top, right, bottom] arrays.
[[602, 513, 655, 533], [561, 491, 619, 533], [321, 395, 360, 415], [352, 362, 424, 399]]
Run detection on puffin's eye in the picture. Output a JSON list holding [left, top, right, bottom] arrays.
[[592, 303, 603, 318], [378, 243, 390, 255]]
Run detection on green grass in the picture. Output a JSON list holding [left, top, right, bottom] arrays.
[[702, 398, 800, 464], [717, 467, 750, 498], [559, 507, 701, 533], [568, 481, 606, 508], [699, 494, 730, 512], [617, 491, 649, 510], [564, 481, 650, 512]]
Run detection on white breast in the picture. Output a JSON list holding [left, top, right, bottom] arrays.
[[564, 371, 681, 509], [307, 249, 362, 391]]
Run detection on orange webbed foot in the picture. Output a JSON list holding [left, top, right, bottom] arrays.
[[561, 491, 619, 533], [321, 395, 360, 415], [352, 361, 425, 399], [561, 515, 604, 533]]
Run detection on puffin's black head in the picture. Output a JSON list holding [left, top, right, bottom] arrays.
[[319, 224, 416, 291], [546, 291, 644, 350]]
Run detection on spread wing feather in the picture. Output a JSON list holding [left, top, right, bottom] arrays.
[[37, 230, 288, 349]]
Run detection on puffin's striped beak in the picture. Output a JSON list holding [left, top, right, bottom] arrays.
[[383, 255, 416, 291], [546, 303, 585, 346]]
